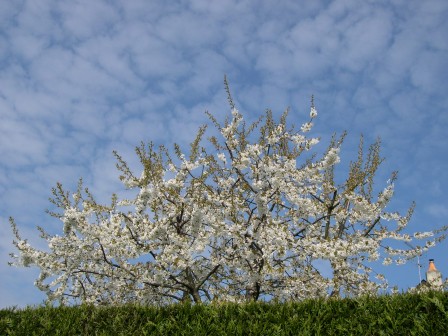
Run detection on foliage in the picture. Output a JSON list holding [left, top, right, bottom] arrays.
[[9, 79, 445, 305], [1, 292, 448, 335]]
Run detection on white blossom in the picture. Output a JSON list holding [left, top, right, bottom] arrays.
[[217, 153, 226, 163], [321, 147, 340, 168], [300, 122, 313, 133]]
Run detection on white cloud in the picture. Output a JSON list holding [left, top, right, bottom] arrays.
[[410, 50, 448, 94], [340, 11, 393, 71], [14, 1, 59, 37], [57, 0, 121, 40], [0, 119, 48, 166]]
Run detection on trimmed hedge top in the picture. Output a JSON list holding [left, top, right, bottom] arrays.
[[1, 291, 448, 335]]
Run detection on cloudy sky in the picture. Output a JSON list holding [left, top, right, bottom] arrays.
[[1, 0, 447, 308]]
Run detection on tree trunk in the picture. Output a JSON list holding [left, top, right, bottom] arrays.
[[191, 289, 202, 304], [245, 282, 260, 302]]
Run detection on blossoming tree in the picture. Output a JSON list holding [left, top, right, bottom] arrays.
[[10, 82, 445, 305]]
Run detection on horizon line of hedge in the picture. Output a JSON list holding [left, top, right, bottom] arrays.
[[1, 291, 448, 335]]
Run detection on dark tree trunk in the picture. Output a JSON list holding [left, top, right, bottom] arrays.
[[245, 282, 260, 302]]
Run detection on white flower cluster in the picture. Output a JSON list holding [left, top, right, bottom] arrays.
[[320, 147, 340, 169]]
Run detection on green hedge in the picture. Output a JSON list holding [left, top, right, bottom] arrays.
[[1, 291, 448, 335]]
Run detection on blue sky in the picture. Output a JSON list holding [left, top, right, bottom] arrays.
[[1, 0, 447, 308]]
